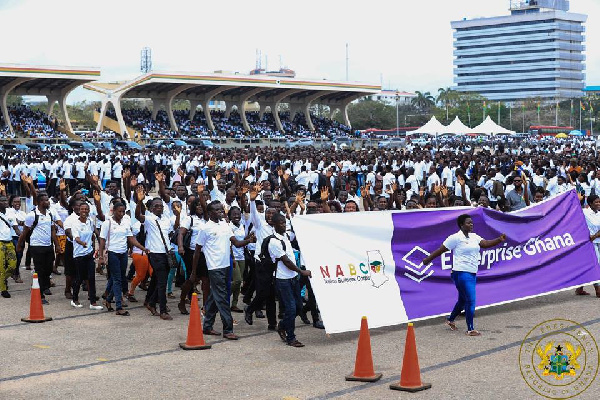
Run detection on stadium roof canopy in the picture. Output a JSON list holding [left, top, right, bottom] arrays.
[[85, 71, 381, 138], [0, 64, 100, 133]]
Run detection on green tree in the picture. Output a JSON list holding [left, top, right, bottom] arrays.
[[411, 91, 435, 111]]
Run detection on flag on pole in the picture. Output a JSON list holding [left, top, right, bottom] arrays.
[[571, 99, 574, 115], [466, 102, 470, 112], [483, 101, 486, 108], [537, 102, 541, 113], [581, 100, 586, 111]]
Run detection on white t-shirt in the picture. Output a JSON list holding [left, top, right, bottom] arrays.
[[230, 222, 246, 261], [584, 208, 600, 245], [24, 208, 60, 247], [181, 215, 205, 250], [144, 212, 173, 254], [0, 210, 15, 241], [71, 218, 95, 258], [443, 230, 483, 274], [195, 220, 233, 270], [268, 232, 297, 280], [100, 216, 133, 254]]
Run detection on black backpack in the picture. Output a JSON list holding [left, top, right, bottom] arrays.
[[136, 223, 146, 245], [169, 216, 193, 248], [259, 234, 286, 273]]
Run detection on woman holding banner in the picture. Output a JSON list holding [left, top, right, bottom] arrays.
[[423, 214, 506, 336], [579, 194, 600, 297]]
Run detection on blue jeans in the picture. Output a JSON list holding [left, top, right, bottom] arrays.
[[276, 277, 303, 343], [106, 251, 128, 310], [203, 267, 234, 334], [449, 271, 477, 331]]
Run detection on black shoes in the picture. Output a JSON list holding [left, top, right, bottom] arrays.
[[1, 290, 10, 298], [313, 320, 325, 329], [244, 306, 253, 325], [255, 310, 265, 318]]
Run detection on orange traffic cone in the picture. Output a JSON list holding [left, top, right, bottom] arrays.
[[21, 273, 52, 323], [345, 316, 382, 382], [179, 293, 211, 350], [390, 323, 431, 392]]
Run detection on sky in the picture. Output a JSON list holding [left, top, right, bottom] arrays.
[[1, 0, 598, 104]]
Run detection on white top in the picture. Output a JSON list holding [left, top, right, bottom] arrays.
[[195, 220, 233, 270], [130, 219, 144, 255], [100, 215, 133, 254], [6, 208, 25, 237], [71, 218, 95, 258], [268, 232, 297, 280], [230, 222, 246, 261], [24, 208, 60, 247], [0, 210, 15, 241], [143, 212, 173, 254], [249, 200, 274, 261], [443, 230, 483, 274], [181, 214, 205, 250], [584, 208, 600, 244]]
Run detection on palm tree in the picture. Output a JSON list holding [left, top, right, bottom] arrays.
[[411, 91, 435, 111], [437, 87, 455, 121]]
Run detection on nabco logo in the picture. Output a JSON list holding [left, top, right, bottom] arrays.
[[318, 250, 389, 288]]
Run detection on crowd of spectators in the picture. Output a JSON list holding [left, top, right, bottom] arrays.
[[1, 105, 67, 139], [102, 107, 353, 139]]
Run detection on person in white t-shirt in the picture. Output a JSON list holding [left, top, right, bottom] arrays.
[[194, 200, 255, 340], [70, 203, 102, 310], [98, 202, 148, 315], [269, 213, 311, 347], [422, 214, 505, 337], [578, 194, 600, 297]]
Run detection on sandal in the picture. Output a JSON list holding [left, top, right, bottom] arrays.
[[575, 287, 590, 296], [446, 320, 458, 331], [115, 309, 130, 316], [103, 300, 114, 312], [466, 330, 481, 336]]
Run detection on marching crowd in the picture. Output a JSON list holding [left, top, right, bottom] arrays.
[[1, 135, 600, 345]]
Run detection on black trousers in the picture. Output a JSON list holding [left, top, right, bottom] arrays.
[[246, 260, 277, 327], [72, 253, 96, 303], [242, 249, 256, 304], [300, 274, 319, 322], [30, 246, 55, 297], [146, 253, 168, 314]]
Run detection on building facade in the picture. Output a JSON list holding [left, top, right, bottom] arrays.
[[451, 0, 586, 101], [368, 90, 416, 106]]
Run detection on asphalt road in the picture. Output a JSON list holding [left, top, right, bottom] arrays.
[[1, 267, 600, 400]]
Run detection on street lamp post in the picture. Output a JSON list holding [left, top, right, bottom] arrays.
[[396, 92, 399, 137]]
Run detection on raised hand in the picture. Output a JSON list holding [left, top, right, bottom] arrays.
[[177, 168, 185, 178], [441, 185, 449, 198], [154, 171, 164, 182], [136, 185, 145, 202], [360, 186, 368, 198], [249, 184, 261, 201], [320, 186, 329, 201], [172, 202, 182, 215], [122, 169, 130, 180], [93, 190, 101, 203], [295, 191, 305, 204], [208, 158, 216, 168], [59, 179, 67, 191]]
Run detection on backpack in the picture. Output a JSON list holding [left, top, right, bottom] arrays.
[[135, 223, 146, 245], [26, 210, 53, 242], [169, 216, 193, 248], [259, 234, 286, 274]]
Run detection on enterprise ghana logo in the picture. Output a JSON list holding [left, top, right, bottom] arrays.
[[519, 319, 599, 399], [318, 250, 389, 288]]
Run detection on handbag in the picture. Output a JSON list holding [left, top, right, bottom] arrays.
[[156, 219, 178, 269]]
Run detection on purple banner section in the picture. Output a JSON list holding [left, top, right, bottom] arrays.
[[391, 191, 600, 320]]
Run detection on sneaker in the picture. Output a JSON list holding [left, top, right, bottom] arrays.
[[89, 304, 103, 310], [70, 300, 83, 308]]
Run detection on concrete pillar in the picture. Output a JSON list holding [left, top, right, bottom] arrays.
[[0, 77, 32, 134], [329, 106, 338, 119], [151, 99, 165, 120], [189, 100, 200, 120], [224, 102, 234, 119], [111, 98, 129, 138], [259, 103, 266, 119], [96, 99, 108, 133], [304, 101, 315, 132], [58, 94, 74, 134], [46, 96, 59, 116], [271, 90, 300, 133], [202, 87, 229, 132], [166, 98, 177, 132]]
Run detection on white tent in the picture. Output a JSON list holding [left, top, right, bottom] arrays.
[[407, 116, 446, 135], [470, 116, 515, 136], [440, 116, 473, 135]]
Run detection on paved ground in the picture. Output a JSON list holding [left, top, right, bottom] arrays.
[[1, 267, 600, 400]]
